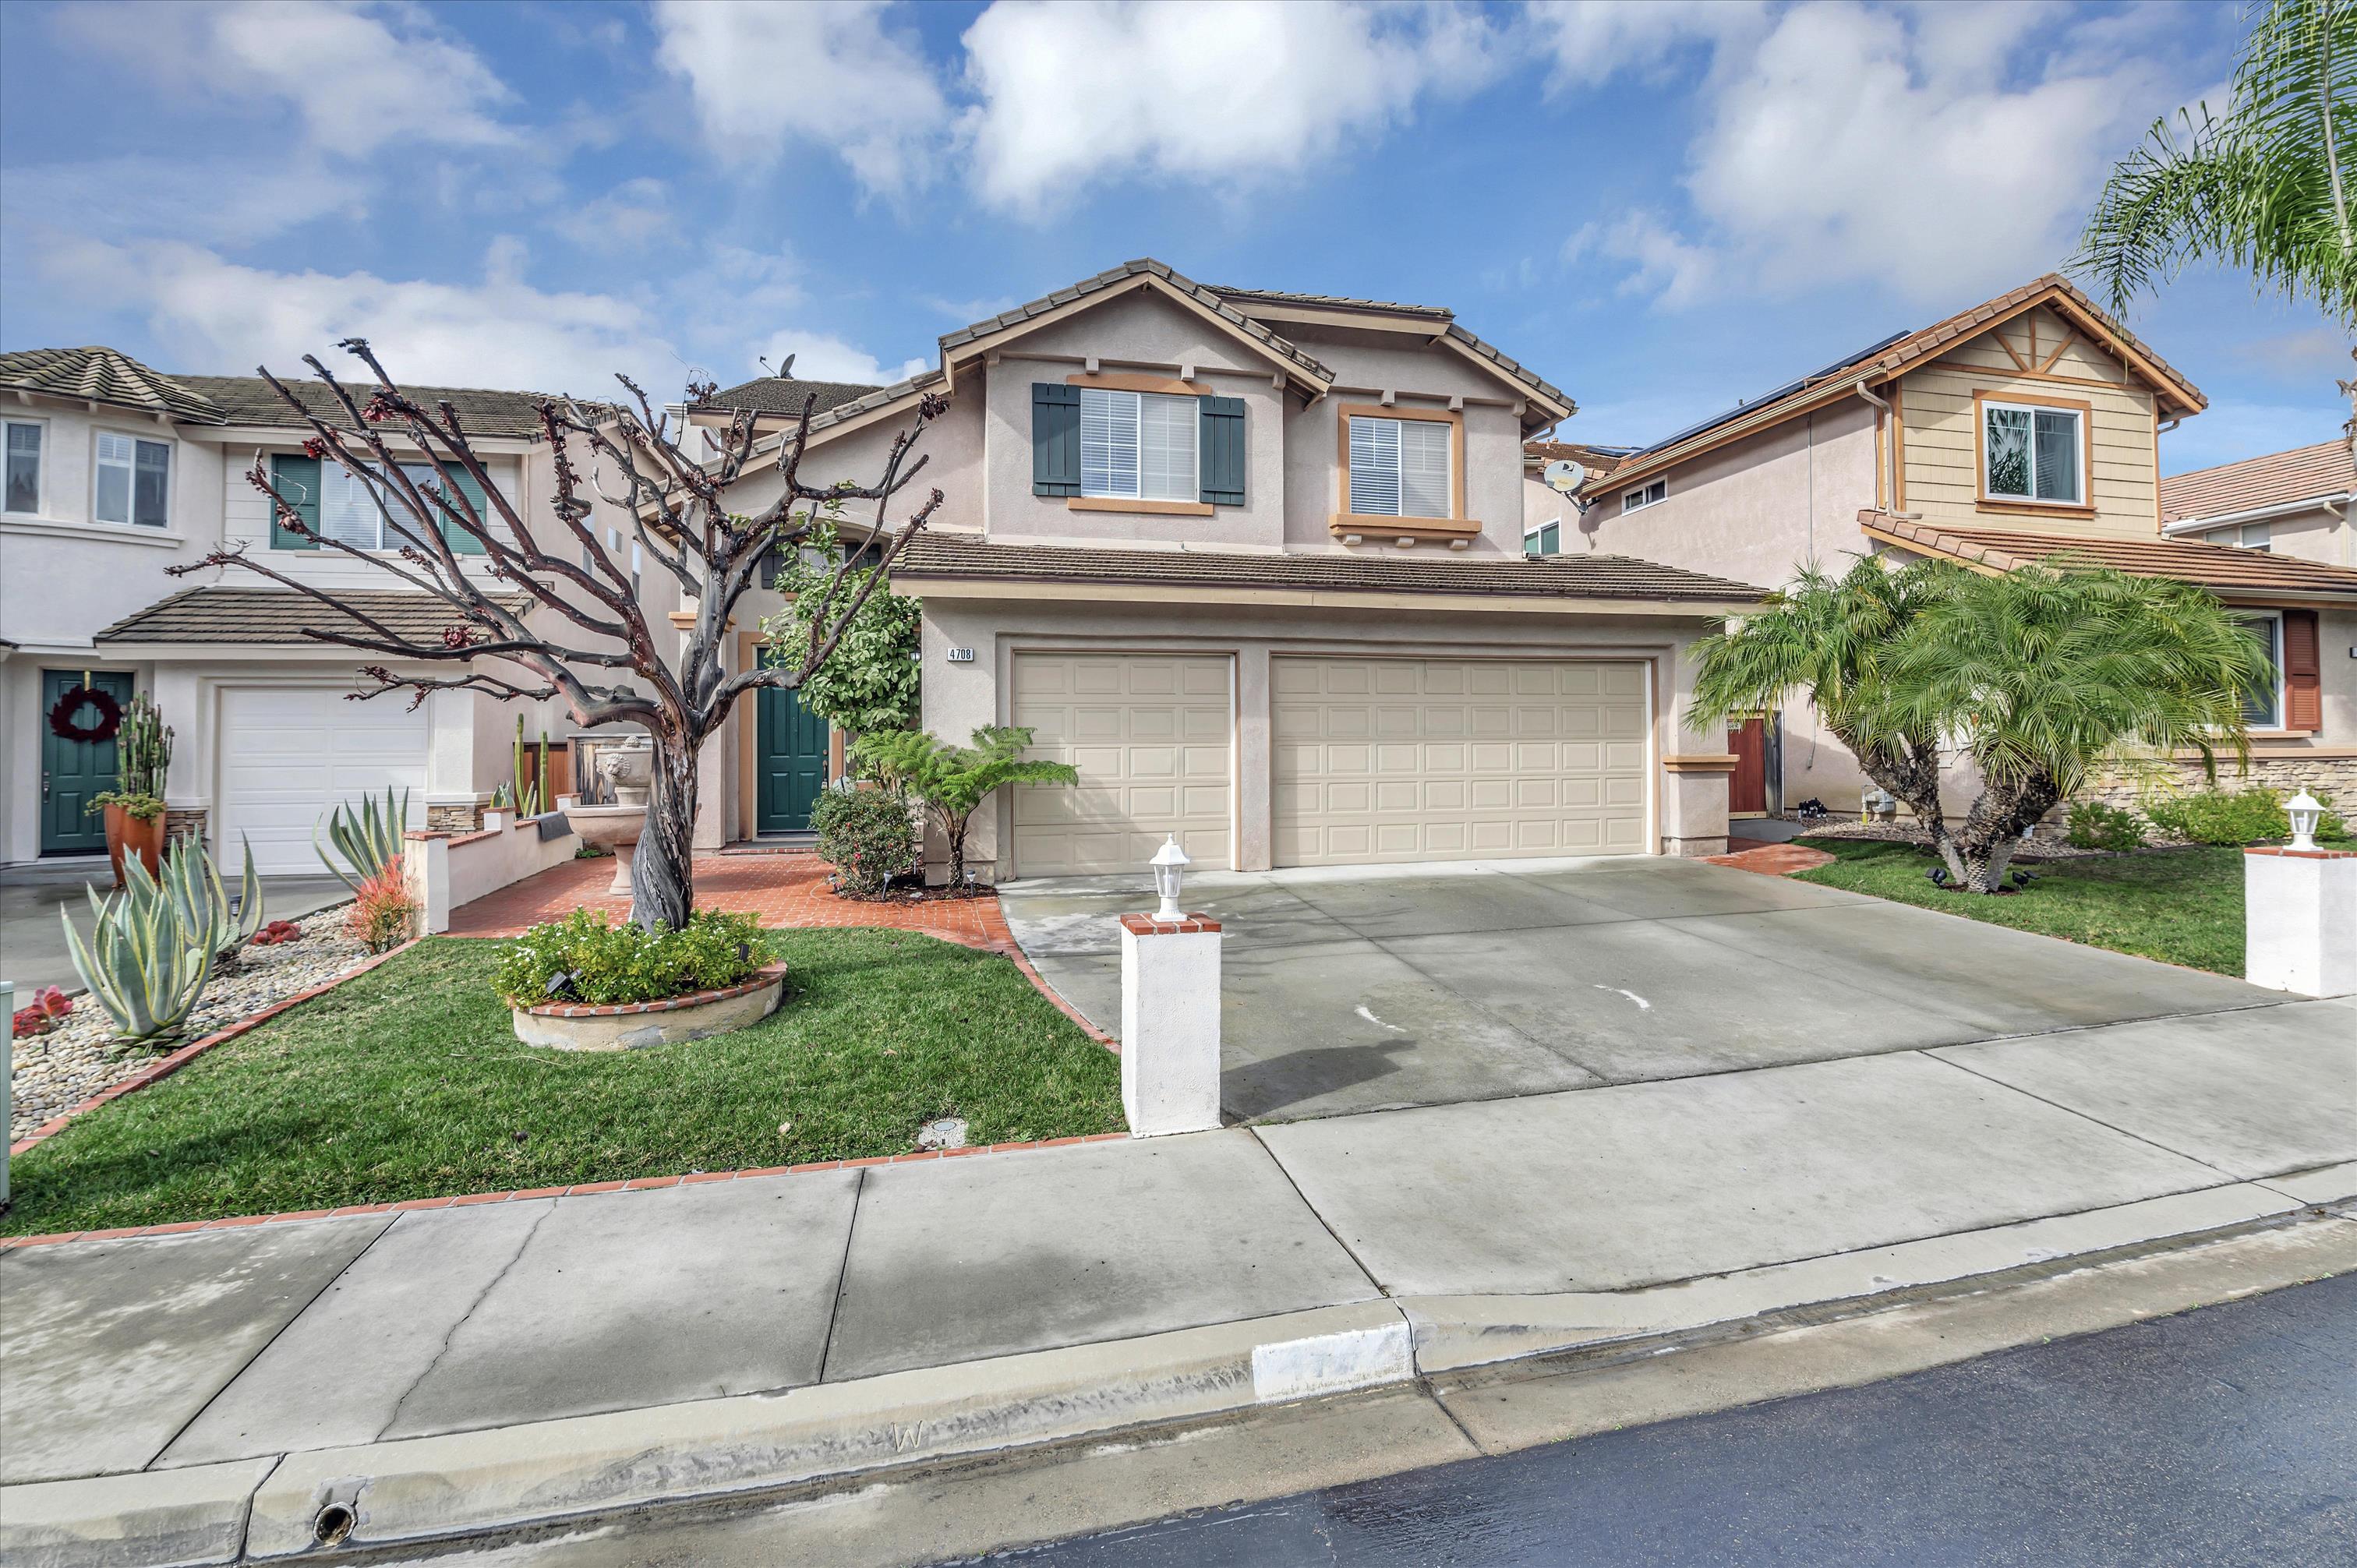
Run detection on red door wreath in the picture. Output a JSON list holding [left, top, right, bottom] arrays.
[[48, 685, 124, 743]]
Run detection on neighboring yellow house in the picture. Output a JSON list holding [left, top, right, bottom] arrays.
[[1528, 275, 2357, 818]]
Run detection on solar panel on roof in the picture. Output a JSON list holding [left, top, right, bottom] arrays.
[[1626, 330, 1914, 458]]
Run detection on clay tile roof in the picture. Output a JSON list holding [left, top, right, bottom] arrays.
[[0, 346, 224, 422], [893, 531, 1764, 604], [939, 259, 1334, 387], [1212, 283, 1574, 416], [691, 375, 882, 420], [1843, 274, 2202, 411], [97, 588, 537, 645], [2160, 440, 2356, 523], [1859, 515, 2357, 597], [175, 376, 560, 439]]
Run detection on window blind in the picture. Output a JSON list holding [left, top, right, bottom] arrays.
[[1348, 415, 1449, 518], [1080, 387, 1197, 501]]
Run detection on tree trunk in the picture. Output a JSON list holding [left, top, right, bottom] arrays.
[[631, 733, 698, 932], [942, 809, 969, 889], [1931, 773, 2062, 894], [1850, 734, 1949, 842]]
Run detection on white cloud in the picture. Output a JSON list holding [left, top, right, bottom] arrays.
[[1555, 2, 2179, 309], [961, 0, 1506, 215], [652, 0, 949, 192], [751, 332, 931, 387], [1524, 0, 1763, 91], [551, 178, 673, 251], [1564, 213, 1717, 309], [57, 1, 513, 159]]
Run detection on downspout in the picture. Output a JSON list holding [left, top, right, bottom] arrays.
[[1852, 380, 1917, 518]]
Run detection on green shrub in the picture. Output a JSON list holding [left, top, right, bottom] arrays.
[[2066, 800, 2147, 852], [810, 784, 919, 899], [494, 909, 767, 1008], [2142, 786, 2346, 846]]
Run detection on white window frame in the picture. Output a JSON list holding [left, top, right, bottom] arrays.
[[313, 458, 504, 553], [1980, 398, 2086, 506], [1524, 517, 1562, 556], [2, 415, 46, 517], [92, 428, 174, 529], [1080, 387, 1199, 503], [1621, 478, 1666, 514], [2237, 609, 2286, 729], [2239, 521, 2272, 553], [1346, 413, 1453, 519]]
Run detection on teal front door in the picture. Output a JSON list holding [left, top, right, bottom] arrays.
[[755, 662, 829, 834], [41, 669, 135, 855]]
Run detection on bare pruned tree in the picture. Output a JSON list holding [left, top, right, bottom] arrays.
[[171, 339, 945, 931]]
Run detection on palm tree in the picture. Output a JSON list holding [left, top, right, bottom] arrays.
[[1882, 565, 2268, 892], [1687, 556, 1956, 835], [2074, 0, 2356, 327]]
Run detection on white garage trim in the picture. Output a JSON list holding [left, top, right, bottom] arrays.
[[1272, 655, 1652, 867], [1009, 651, 1235, 877]]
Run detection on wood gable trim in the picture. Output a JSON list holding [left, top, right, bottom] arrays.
[[943, 273, 1330, 397]]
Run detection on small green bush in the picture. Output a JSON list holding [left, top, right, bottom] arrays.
[[2066, 800, 2147, 852], [2142, 786, 2347, 846], [810, 784, 920, 899], [494, 909, 766, 1008]]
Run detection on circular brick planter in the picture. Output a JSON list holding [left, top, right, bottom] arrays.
[[512, 963, 788, 1051]]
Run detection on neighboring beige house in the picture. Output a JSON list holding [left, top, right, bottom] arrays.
[[700, 259, 1765, 878], [2161, 439, 2355, 566], [0, 348, 669, 872], [1528, 275, 2357, 818]]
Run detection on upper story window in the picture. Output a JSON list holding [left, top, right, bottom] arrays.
[[2239, 521, 2272, 552], [1981, 399, 2083, 505], [1082, 387, 1197, 502], [3, 418, 42, 514], [94, 430, 171, 528], [1348, 414, 1450, 518], [1525, 518, 1561, 556], [270, 452, 493, 553], [1621, 479, 1666, 514]]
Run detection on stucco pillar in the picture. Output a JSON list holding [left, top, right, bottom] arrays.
[[1656, 642, 1732, 856], [2245, 847, 2357, 997], [1119, 913, 1224, 1136], [923, 608, 999, 881], [1234, 646, 1272, 871], [423, 687, 482, 832], [149, 666, 208, 848]]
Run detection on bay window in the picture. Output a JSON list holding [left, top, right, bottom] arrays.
[[94, 431, 172, 528], [1080, 387, 1198, 502], [1981, 399, 2083, 505]]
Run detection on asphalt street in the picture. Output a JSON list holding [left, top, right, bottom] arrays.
[[977, 1271, 2357, 1568]]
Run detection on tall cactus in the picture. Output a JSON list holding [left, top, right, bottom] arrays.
[[316, 786, 409, 892], [117, 693, 174, 798]]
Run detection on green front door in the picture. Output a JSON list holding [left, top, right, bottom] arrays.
[[41, 669, 136, 855], [755, 659, 829, 834]]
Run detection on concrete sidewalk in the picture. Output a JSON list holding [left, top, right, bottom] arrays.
[[5, 991, 2353, 1561]]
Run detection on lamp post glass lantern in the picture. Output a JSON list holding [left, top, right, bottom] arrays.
[[2286, 790, 2323, 852], [1150, 834, 1190, 920]]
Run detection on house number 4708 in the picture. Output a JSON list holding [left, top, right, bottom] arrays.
[[945, 647, 977, 663]]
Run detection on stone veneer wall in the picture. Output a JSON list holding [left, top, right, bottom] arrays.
[[426, 802, 483, 834], [164, 807, 207, 846], [2087, 754, 2357, 811]]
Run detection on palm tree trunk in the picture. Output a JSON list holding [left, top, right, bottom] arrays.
[[1932, 775, 2064, 894]]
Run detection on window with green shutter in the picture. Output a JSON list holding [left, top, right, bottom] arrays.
[[432, 464, 490, 555], [1198, 396, 1245, 506], [1032, 383, 1081, 496], [269, 453, 320, 549]]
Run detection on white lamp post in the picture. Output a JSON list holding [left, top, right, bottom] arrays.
[[2285, 790, 2323, 853], [1150, 834, 1190, 920]]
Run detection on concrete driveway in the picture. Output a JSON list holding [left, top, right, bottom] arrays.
[[998, 856, 2276, 1122]]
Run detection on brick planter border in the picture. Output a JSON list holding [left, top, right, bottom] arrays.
[[8, 938, 422, 1161], [522, 963, 788, 1019]]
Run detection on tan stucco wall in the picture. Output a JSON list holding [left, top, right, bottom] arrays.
[[2174, 503, 2354, 568], [913, 593, 1731, 880]]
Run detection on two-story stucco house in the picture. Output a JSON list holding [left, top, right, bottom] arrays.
[[2161, 439, 2355, 566], [694, 260, 1765, 880], [0, 348, 670, 873], [1525, 276, 2357, 820]]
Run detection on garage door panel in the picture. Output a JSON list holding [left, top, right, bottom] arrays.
[[217, 688, 427, 876], [1012, 654, 1232, 875], [1273, 656, 1647, 868]]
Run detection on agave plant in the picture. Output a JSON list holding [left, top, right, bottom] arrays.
[[173, 833, 267, 959], [316, 786, 410, 892], [59, 837, 266, 1043]]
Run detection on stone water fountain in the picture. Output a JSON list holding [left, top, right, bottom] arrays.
[[567, 735, 654, 895]]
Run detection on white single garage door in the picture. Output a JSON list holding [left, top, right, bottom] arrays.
[[1009, 652, 1232, 876], [1274, 656, 1648, 867], [217, 687, 428, 874]]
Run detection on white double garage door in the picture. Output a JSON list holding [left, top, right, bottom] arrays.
[[215, 687, 427, 874], [1010, 652, 1648, 876]]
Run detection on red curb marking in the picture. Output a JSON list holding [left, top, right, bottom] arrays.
[[567, 1181, 627, 1195], [622, 1176, 682, 1191], [680, 1171, 734, 1185], [506, 1187, 570, 1201], [388, 1197, 455, 1212], [451, 1192, 512, 1206]]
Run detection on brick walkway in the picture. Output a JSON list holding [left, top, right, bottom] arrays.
[[444, 853, 1111, 1044], [1705, 838, 1837, 875]]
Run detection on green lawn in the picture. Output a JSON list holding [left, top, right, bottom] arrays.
[[1788, 837, 2332, 976], [4, 931, 1122, 1237]]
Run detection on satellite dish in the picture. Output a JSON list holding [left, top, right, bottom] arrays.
[[1542, 458, 1587, 496]]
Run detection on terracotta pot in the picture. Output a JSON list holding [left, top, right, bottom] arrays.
[[104, 803, 167, 888]]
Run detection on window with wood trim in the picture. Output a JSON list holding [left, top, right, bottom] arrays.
[[1080, 387, 1198, 502], [1981, 400, 2083, 504], [1621, 478, 1666, 514], [1348, 415, 1450, 518]]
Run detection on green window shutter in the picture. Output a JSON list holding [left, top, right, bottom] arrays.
[[1033, 383, 1081, 496], [437, 464, 489, 555], [270, 454, 320, 549], [1198, 396, 1246, 506]]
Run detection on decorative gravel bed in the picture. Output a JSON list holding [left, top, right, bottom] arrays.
[[9, 906, 369, 1141]]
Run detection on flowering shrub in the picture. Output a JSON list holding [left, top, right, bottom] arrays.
[[249, 918, 302, 947], [809, 783, 919, 899], [12, 985, 72, 1037], [493, 909, 767, 1008], [345, 865, 415, 954]]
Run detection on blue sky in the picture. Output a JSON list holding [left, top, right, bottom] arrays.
[[2, 1, 2347, 473]]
